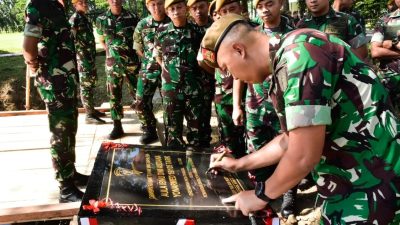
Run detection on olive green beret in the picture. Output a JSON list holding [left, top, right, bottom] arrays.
[[200, 14, 247, 68], [253, 0, 260, 7], [215, 0, 240, 12], [209, 0, 217, 14], [187, 0, 208, 7], [165, 0, 185, 9]]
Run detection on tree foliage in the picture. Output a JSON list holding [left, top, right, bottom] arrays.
[[0, 0, 393, 32]]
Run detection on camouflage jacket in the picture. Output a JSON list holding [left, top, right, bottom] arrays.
[[371, 9, 400, 72], [153, 22, 202, 88], [214, 69, 233, 105], [270, 28, 400, 200], [341, 8, 366, 34], [134, 15, 170, 72], [24, 0, 78, 91], [96, 8, 139, 66], [69, 11, 96, 71], [297, 7, 367, 49]]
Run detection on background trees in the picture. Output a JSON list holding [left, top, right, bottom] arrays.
[[0, 0, 393, 32]]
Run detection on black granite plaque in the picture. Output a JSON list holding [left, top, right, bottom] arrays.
[[78, 142, 262, 225]]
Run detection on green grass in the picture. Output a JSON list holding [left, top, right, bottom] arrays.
[[0, 54, 135, 111], [0, 32, 24, 54]]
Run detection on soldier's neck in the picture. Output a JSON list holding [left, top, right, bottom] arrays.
[[195, 17, 209, 27], [172, 19, 187, 28], [263, 16, 281, 30]]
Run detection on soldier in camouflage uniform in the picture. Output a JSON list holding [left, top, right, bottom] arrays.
[[133, 0, 169, 144], [188, 0, 214, 148], [332, 0, 366, 34], [23, 0, 89, 203], [214, 0, 246, 157], [153, 0, 203, 149], [69, 0, 106, 124], [371, 1, 400, 115], [204, 14, 400, 224], [96, 0, 139, 140], [234, 0, 297, 218], [297, 0, 368, 61]]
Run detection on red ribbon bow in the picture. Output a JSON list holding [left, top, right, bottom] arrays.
[[82, 199, 108, 214]]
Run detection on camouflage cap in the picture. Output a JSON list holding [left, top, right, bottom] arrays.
[[187, 0, 208, 7], [209, 0, 217, 14], [215, 0, 240, 11], [165, 0, 185, 8], [200, 14, 247, 68]]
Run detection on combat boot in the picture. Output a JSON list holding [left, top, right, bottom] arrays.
[[107, 120, 124, 140], [59, 179, 84, 203], [73, 170, 90, 188], [140, 127, 158, 144], [94, 109, 106, 117], [280, 186, 297, 219], [85, 114, 106, 124]]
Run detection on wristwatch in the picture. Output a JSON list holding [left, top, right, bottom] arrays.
[[254, 181, 274, 203]]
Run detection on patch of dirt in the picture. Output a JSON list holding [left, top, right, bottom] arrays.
[[0, 77, 44, 111]]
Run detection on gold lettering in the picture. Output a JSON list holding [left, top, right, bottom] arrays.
[[145, 154, 157, 200], [164, 156, 181, 198], [181, 168, 194, 197], [188, 158, 208, 198], [155, 155, 169, 197]]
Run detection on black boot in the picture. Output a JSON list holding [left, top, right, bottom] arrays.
[[298, 173, 315, 191], [73, 170, 90, 188], [94, 109, 106, 117], [140, 127, 158, 144], [59, 179, 84, 203], [85, 114, 106, 124], [107, 120, 124, 140], [280, 186, 297, 219]]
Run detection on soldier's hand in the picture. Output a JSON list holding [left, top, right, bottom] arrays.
[[222, 190, 268, 216], [209, 152, 237, 174], [232, 106, 244, 126], [383, 40, 393, 49], [25, 58, 39, 74]]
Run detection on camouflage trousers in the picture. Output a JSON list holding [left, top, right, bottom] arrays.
[[215, 103, 246, 157], [199, 75, 215, 146], [36, 73, 78, 181], [105, 60, 138, 120], [380, 70, 400, 115], [134, 70, 161, 130], [161, 89, 202, 147], [79, 69, 97, 115]]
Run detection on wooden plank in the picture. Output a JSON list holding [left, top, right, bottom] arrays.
[[0, 202, 80, 223]]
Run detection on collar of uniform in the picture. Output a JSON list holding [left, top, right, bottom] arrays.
[[106, 7, 128, 18], [304, 7, 336, 21], [390, 9, 400, 18]]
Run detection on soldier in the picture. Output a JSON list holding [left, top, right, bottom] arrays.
[[23, 0, 89, 202], [209, 0, 220, 21], [204, 14, 400, 224], [153, 0, 203, 149], [69, 0, 106, 124], [371, 0, 400, 115], [188, 0, 214, 148], [332, 0, 366, 34], [96, 0, 139, 140], [297, 0, 368, 61], [231, 0, 297, 219], [213, 0, 247, 157], [133, 0, 169, 144]]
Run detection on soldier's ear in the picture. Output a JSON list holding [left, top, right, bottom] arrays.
[[232, 43, 246, 59]]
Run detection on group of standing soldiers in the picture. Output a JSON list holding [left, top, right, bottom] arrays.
[[21, 0, 400, 221]]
